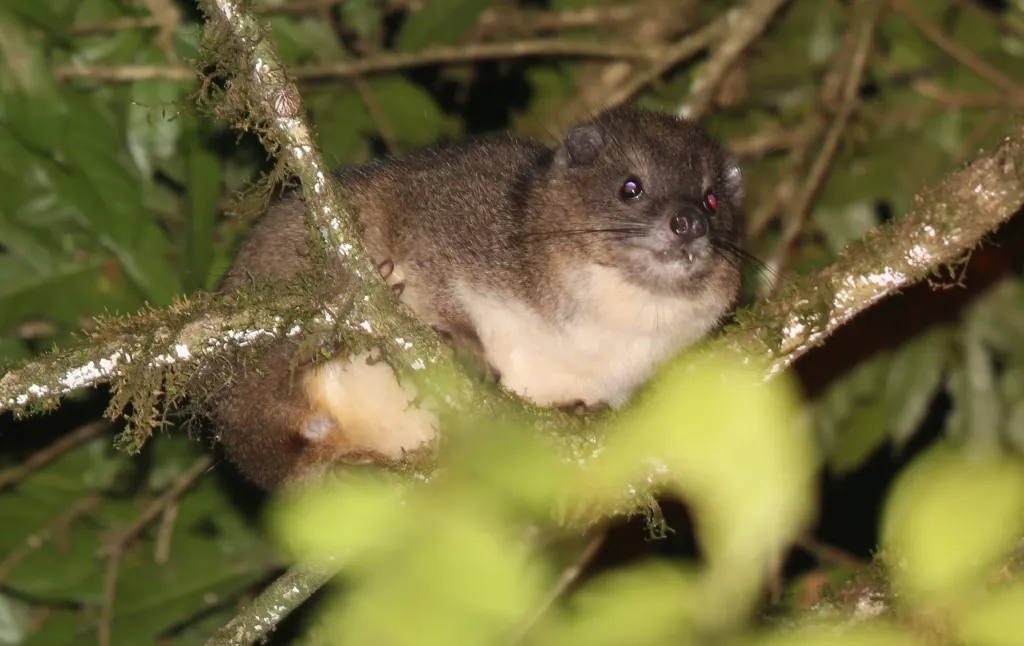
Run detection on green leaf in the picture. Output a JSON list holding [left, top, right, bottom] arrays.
[[368, 77, 456, 148], [819, 328, 952, 473], [600, 353, 817, 628], [538, 561, 698, 646], [829, 396, 891, 474], [267, 16, 339, 66], [0, 593, 32, 645], [126, 51, 186, 181], [182, 116, 221, 291], [881, 443, 1024, 604], [955, 582, 1024, 646], [340, 0, 384, 41], [812, 201, 878, 255], [0, 0, 70, 40], [946, 326, 1003, 449], [394, 0, 492, 52], [307, 85, 374, 163], [883, 327, 953, 449]]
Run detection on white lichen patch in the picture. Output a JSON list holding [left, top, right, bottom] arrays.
[[217, 0, 235, 20], [905, 244, 932, 266], [208, 327, 280, 349], [60, 349, 129, 391], [174, 344, 192, 360], [782, 318, 806, 342], [410, 358, 426, 371], [359, 320, 372, 334]]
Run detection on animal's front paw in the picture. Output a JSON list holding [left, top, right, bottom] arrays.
[[378, 258, 406, 296], [555, 399, 610, 416], [431, 324, 501, 385]]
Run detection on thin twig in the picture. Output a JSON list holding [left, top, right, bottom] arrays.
[[67, 16, 163, 35], [99, 554, 120, 646], [203, 560, 339, 646], [0, 494, 102, 585], [763, 0, 885, 285], [99, 454, 214, 557], [890, 0, 1024, 100], [506, 530, 607, 646], [0, 421, 108, 489], [600, 18, 725, 111], [727, 123, 819, 159], [679, 0, 792, 121], [55, 40, 657, 84], [951, 0, 1024, 39], [471, 3, 668, 40], [795, 536, 868, 569], [154, 502, 180, 564]]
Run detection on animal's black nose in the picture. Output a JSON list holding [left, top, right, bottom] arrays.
[[669, 212, 708, 241]]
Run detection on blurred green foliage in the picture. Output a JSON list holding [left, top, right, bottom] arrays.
[[1, 0, 1023, 644]]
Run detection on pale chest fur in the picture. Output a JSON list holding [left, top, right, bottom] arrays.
[[456, 265, 730, 407]]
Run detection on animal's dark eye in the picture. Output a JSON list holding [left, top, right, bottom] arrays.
[[703, 192, 718, 213], [619, 177, 643, 201]]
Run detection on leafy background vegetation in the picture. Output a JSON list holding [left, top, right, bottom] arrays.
[[1, 0, 1024, 644]]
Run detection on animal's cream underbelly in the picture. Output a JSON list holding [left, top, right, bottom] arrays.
[[455, 272, 725, 407]]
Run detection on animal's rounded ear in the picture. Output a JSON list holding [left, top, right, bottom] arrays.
[[722, 154, 744, 206], [554, 124, 604, 169]]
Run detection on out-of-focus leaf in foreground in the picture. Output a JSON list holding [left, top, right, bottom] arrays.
[[590, 352, 819, 629], [271, 350, 818, 643], [881, 442, 1024, 606]]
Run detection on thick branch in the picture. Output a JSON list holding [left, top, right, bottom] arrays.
[[55, 39, 656, 84], [204, 560, 337, 646], [719, 126, 1024, 375]]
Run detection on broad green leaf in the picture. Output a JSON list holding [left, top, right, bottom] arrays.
[[307, 85, 374, 164], [538, 561, 698, 646], [394, 0, 492, 52], [322, 502, 549, 646], [881, 443, 1024, 604], [183, 116, 221, 291], [812, 201, 878, 255], [883, 327, 953, 448], [126, 50, 186, 181], [268, 16, 339, 65], [593, 352, 817, 628], [945, 327, 1002, 449], [829, 396, 891, 474], [270, 476, 408, 563], [21, 611, 86, 646], [0, 593, 32, 645], [955, 582, 1024, 646], [368, 77, 457, 148], [0, 1, 70, 40]]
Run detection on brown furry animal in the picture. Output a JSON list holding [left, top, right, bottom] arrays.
[[211, 106, 745, 489]]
